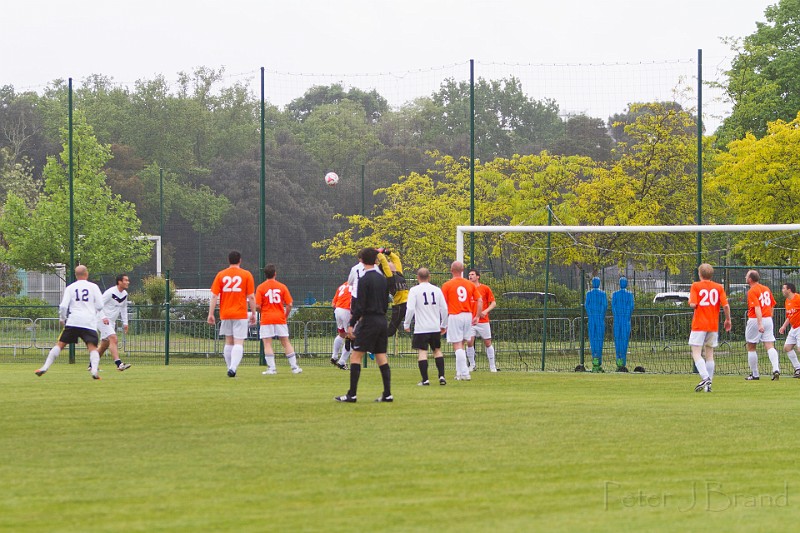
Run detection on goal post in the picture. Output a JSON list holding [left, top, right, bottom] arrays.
[[455, 223, 800, 374]]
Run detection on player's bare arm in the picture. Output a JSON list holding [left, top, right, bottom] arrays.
[[207, 294, 218, 325]]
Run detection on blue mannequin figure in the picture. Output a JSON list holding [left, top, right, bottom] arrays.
[[612, 277, 635, 372], [585, 277, 607, 372]]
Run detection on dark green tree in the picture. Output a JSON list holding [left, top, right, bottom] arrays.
[[715, 0, 800, 145]]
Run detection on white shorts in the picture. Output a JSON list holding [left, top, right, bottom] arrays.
[[688, 330, 718, 348], [786, 326, 800, 347], [260, 324, 289, 339], [446, 313, 473, 343], [219, 319, 249, 340], [334, 307, 351, 332], [98, 321, 118, 340], [745, 317, 776, 344], [471, 322, 492, 340]]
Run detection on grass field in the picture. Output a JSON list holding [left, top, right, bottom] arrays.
[[1, 363, 798, 532]]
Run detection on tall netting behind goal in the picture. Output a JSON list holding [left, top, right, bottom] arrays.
[[260, 58, 710, 301], [457, 224, 800, 375]]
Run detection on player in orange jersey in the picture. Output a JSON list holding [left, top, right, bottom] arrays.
[[330, 280, 352, 370], [255, 264, 302, 375], [208, 251, 257, 378], [744, 269, 780, 381], [777, 282, 800, 378], [687, 264, 732, 392], [466, 269, 498, 372], [441, 261, 482, 381]]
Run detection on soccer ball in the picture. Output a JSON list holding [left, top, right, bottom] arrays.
[[324, 172, 339, 186]]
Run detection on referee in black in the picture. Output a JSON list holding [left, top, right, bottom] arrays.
[[335, 247, 393, 403]]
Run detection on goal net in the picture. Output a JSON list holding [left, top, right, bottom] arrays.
[[456, 224, 800, 375]]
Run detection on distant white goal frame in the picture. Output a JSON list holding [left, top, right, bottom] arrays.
[[455, 224, 800, 263]]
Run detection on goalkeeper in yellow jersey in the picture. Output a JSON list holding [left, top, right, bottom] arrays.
[[377, 248, 409, 337]]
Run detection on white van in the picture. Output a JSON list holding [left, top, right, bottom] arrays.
[[175, 289, 213, 302], [652, 292, 690, 305]]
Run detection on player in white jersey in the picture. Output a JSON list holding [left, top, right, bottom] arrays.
[[96, 274, 132, 371], [404, 268, 449, 386], [35, 265, 109, 380]]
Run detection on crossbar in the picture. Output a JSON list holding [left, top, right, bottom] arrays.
[[455, 224, 800, 263]]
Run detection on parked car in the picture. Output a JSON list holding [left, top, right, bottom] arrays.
[[652, 292, 690, 306], [502, 292, 558, 304]]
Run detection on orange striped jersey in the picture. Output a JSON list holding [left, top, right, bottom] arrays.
[[210, 266, 255, 320], [471, 283, 495, 323], [785, 293, 800, 328], [442, 277, 479, 315], [689, 280, 728, 332], [747, 283, 776, 318], [255, 279, 293, 325], [332, 282, 352, 311]]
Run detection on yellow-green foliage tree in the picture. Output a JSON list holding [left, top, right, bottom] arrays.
[[313, 151, 594, 272], [564, 102, 710, 273], [710, 112, 800, 264], [315, 101, 712, 275]]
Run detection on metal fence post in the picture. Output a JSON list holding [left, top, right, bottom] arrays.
[[165, 270, 171, 366]]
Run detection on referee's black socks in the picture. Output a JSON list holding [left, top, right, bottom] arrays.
[[379, 363, 391, 397], [349, 363, 361, 397]]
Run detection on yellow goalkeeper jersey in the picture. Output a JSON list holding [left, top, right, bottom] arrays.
[[377, 251, 409, 306]]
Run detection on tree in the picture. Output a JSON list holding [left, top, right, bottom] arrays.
[[0, 112, 151, 273], [0, 147, 38, 208], [313, 157, 466, 271], [76, 74, 132, 145], [313, 151, 595, 273], [405, 77, 564, 161], [0, 85, 55, 181], [313, 101, 709, 276], [550, 114, 614, 161], [565, 102, 708, 273], [709, 112, 800, 264], [296, 100, 382, 177], [715, 0, 800, 145], [286, 84, 389, 123]]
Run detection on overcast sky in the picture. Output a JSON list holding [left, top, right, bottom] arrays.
[[4, 0, 774, 128], [5, 0, 773, 85]]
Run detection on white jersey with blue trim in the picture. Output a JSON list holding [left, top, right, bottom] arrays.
[[101, 286, 129, 325]]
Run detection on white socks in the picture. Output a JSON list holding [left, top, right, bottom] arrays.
[[694, 357, 710, 381], [767, 348, 780, 373], [706, 360, 715, 381], [487, 345, 496, 370], [748, 351, 759, 377], [89, 350, 100, 375], [286, 353, 299, 370], [787, 350, 800, 371], [265, 355, 276, 370], [333, 336, 344, 359], [223, 345, 233, 369], [230, 345, 244, 372], [455, 349, 469, 376], [41, 346, 61, 371], [466, 346, 476, 367]]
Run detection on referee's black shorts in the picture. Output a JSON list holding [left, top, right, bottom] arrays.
[[58, 326, 100, 346], [352, 314, 389, 355]]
